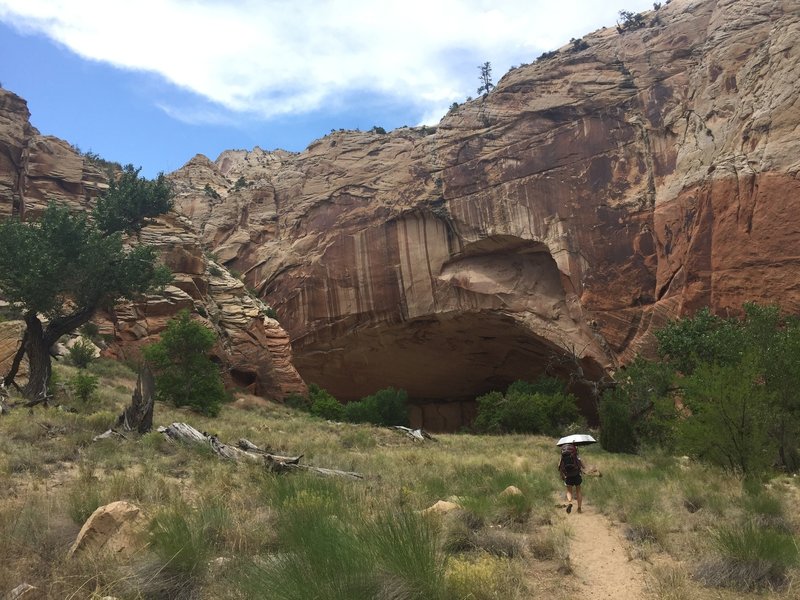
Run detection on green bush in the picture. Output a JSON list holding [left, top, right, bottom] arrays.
[[342, 387, 409, 427], [677, 358, 774, 475], [142, 310, 229, 416], [599, 389, 637, 453], [69, 371, 99, 403], [79, 321, 100, 340], [284, 392, 311, 411], [67, 337, 96, 369], [472, 379, 579, 435], [310, 387, 344, 421]]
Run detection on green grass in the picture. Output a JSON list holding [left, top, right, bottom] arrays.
[[1, 361, 799, 599], [695, 520, 799, 591]]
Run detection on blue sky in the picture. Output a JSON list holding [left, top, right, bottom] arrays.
[[0, 0, 655, 178]]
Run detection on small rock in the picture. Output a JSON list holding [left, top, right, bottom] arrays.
[[499, 485, 523, 497], [421, 500, 460, 516]]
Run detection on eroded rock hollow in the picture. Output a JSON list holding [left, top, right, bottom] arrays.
[[169, 0, 800, 427]]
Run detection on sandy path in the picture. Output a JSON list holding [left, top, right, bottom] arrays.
[[564, 503, 649, 599]]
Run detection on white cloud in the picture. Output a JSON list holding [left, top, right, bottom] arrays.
[[0, 0, 656, 123]]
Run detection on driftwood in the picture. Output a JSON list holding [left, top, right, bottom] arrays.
[[92, 428, 128, 441], [93, 365, 155, 441], [157, 422, 364, 480], [391, 426, 436, 442], [117, 365, 155, 433]]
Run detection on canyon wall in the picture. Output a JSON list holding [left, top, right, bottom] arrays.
[[0, 90, 306, 400], [170, 0, 800, 427], [2, 0, 798, 430]]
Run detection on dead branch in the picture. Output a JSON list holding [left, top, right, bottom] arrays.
[[390, 426, 436, 442], [157, 422, 363, 479], [92, 429, 128, 441]]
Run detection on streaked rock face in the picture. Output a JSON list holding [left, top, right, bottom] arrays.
[[170, 0, 800, 419], [0, 89, 306, 401]]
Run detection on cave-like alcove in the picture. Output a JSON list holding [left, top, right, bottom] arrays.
[[293, 311, 603, 431]]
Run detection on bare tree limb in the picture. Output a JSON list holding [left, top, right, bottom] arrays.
[[157, 422, 363, 479]]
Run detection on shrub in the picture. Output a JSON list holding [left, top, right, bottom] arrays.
[[233, 176, 247, 191], [310, 388, 344, 421], [473, 391, 504, 433], [446, 554, 524, 600], [342, 387, 409, 427], [618, 10, 646, 30], [69, 371, 99, 403], [677, 358, 774, 475], [203, 183, 220, 199], [570, 37, 589, 51], [79, 321, 100, 340], [370, 126, 387, 134], [472, 379, 579, 435], [67, 337, 96, 369], [142, 310, 229, 416], [599, 389, 637, 453], [695, 520, 800, 591], [149, 499, 230, 574]]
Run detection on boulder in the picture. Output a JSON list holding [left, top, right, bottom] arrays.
[[68, 500, 145, 557]]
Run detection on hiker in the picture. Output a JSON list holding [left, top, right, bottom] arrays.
[[558, 443, 583, 514]]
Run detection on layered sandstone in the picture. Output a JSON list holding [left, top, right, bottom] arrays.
[[171, 0, 800, 423], [0, 88, 306, 400]]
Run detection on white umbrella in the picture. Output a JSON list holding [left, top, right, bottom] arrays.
[[556, 434, 597, 446]]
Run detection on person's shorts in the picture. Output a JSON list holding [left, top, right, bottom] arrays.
[[564, 474, 582, 486]]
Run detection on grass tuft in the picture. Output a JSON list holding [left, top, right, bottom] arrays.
[[695, 519, 800, 591]]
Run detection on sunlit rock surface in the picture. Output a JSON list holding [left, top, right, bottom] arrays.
[[169, 0, 800, 422]]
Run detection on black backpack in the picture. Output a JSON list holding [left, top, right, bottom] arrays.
[[560, 444, 581, 477]]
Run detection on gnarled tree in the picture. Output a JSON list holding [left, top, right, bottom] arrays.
[[0, 166, 173, 402]]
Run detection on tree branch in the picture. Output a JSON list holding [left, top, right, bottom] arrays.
[[2, 328, 28, 388]]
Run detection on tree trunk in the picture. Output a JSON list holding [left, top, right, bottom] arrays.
[[2, 329, 28, 389], [21, 314, 51, 403], [117, 365, 155, 433], [19, 307, 95, 402]]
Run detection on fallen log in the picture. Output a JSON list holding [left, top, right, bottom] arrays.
[[390, 426, 436, 442], [157, 422, 363, 480]]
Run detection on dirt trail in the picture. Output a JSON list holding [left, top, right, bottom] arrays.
[[564, 502, 649, 599]]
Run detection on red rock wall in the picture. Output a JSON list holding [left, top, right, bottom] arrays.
[[168, 0, 800, 428]]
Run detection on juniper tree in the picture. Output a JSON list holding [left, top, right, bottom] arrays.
[[0, 167, 173, 402]]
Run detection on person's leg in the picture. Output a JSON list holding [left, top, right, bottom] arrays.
[[565, 484, 574, 504], [575, 485, 582, 512]]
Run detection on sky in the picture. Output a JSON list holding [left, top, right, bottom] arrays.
[[0, 0, 655, 178]]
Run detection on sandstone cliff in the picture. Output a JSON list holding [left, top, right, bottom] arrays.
[[170, 0, 800, 427], [0, 89, 306, 400]]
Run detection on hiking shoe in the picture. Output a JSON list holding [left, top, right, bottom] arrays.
[[577, 507, 582, 513], [566, 503, 573, 514]]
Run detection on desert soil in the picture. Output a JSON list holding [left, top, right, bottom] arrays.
[[563, 502, 649, 599]]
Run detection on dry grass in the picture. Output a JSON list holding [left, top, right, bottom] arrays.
[[0, 361, 798, 599]]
